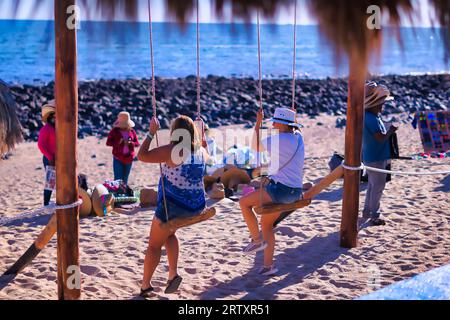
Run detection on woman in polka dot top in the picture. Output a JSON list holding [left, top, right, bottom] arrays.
[[137, 115, 210, 296]]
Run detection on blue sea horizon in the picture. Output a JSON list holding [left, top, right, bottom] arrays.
[[0, 19, 448, 85]]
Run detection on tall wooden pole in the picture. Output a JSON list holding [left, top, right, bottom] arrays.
[[54, 0, 80, 300], [340, 51, 367, 248]]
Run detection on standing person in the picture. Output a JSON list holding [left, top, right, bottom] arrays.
[[38, 100, 56, 206], [106, 111, 140, 185], [362, 82, 398, 226], [239, 108, 304, 276], [137, 115, 209, 297]]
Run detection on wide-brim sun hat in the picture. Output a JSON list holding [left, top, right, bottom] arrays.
[[364, 81, 394, 110], [270, 107, 302, 128], [114, 111, 135, 129], [41, 100, 56, 123], [140, 188, 158, 208], [91, 184, 115, 217], [207, 182, 226, 200], [79, 188, 93, 218]]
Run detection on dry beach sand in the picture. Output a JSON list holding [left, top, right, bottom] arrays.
[[0, 114, 449, 300]]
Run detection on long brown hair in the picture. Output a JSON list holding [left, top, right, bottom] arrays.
[[170, 115, 200, 152]]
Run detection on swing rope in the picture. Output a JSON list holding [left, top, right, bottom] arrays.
[[291, 0, 298, 111], [147, 0, 169, 223], [196, 0, 201, 121], [256, 11, 264, 207]]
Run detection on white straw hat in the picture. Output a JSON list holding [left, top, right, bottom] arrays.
[[364, 82, 394, 110], [270, 108, 301, 128], [113, 111, 135, 129]]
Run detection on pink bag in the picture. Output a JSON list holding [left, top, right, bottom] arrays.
[[242, 186, 255, 197]]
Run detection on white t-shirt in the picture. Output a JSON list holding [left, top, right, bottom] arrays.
[[262, 131, 305, 188]]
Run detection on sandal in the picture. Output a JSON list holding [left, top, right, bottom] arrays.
[[139, 286, 155, 298], [165, 275, 183, 294], [370, 218, 386, 226]]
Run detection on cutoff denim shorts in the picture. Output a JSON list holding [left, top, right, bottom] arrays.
[[265, 179, 303, 204]]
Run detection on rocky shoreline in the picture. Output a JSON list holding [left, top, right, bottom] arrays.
[[7, 74, 449, 141]]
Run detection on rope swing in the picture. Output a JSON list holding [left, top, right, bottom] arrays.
[[147, 0, 215, 231], [253, 0, 343, 216], [291, 0, 298, 112]]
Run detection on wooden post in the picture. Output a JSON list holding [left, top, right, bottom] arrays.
[[54, 0, 80, 300], [340, 51, 367, 248]]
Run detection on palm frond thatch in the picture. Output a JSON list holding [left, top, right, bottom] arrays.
[[0, 81, 23, 155]]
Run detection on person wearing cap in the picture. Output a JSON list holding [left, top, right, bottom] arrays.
[[362, 81, 398, 226], [239, 107, 304, 276], [38, 100, 56, 206], [106, 111, 140, 184]]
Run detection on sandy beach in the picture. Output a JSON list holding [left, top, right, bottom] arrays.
[[0, 114, 448, 300]]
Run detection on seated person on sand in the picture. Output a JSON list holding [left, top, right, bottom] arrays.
[[38, 100, 56, 206], [137, 115, 209, 297], [239, 107, 304, 276], [204, 124, 218, 166], [362, 82, 398, 226], [106, 111, 140, 185]]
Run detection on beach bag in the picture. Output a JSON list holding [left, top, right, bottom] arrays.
[[389, 132, 400, 160], [44, 166, 56, 191], [103, 180, 134, 197], [328, 153, 344, 172]]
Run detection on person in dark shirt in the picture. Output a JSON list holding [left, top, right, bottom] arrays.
[[362, 82, 398, 226]]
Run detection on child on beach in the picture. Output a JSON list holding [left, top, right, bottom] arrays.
[[362, 82, 398, 226], [137, 115, 209, 297], [106, 111, 140, 185], [38, 100, 56, 206], [239, 107, 304, 276]]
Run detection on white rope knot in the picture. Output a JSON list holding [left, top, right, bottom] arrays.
[[52, 198, 84, 211], [342, 162, 365, 171]]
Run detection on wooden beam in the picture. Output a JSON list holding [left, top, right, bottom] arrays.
[[54, 0, 80, 300], [340, 52, 367, 248], [303, 166, 344, 200], [253, 166, 344, 215], [2, 214, 57, 276]]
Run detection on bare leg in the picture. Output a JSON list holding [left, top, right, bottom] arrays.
[[165, 234, 179, 281], [261, 212, 282, 267], [141, 217, 172, 290], [239, 189, 273, 243]]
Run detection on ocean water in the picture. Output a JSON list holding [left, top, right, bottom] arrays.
[[0, 20, 447, 84]]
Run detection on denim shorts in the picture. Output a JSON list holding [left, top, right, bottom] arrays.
[[265, 180, 303, 204], [155, 200, 205, 223]]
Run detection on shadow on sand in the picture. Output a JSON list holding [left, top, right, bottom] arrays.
[[434, 174, 450, 192], [199, 231, 348, 300]]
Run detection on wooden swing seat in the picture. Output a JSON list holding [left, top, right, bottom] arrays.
[[160, 207, 216, 231], [253, 166, 344, 216], [254, 199, 311, 215]]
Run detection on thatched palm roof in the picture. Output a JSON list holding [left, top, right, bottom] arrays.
[[0, 81, 23, 155]]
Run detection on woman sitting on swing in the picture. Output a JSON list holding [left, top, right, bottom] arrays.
[[137, 115, 209, 297], [239, 107, 304, 276]]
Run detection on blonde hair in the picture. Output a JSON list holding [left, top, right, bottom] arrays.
[[170, 116, 200, 152]]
